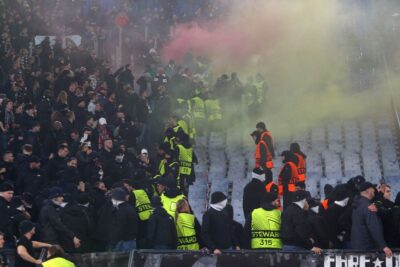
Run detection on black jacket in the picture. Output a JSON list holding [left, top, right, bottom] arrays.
[[375, 197, 397, 248], [60, 203, 93, 253], [351, 196, 387, 250], [147, 206, 177, 249], [324, 203, 348, 248], [109, 202, 138, 247], [38, 200, 75, 244], [281, 203, 313, 249], [307, 209, 330, 249], [202, 208, 238, 251], [0, 196, 14, 242], [243, 179, 266, 218]]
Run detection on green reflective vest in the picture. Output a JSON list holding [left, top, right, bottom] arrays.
[[133, 189, 153, 221], [42, 257, 75, 267], [190, 96, 205, 119], [205, 99, 222, 121], [176, 213, 200, 250], [251, 208, 282, 249], [177, 144, 193, 176], [160, 193, 185, 218]]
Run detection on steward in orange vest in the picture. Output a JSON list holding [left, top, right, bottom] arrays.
[[290, 143, 307, 182], [251, 132, 273, 170], [278, 151, 299, 210], [254, 122, 275, 169]]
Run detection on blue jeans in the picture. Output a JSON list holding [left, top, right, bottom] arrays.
[[113, 240, 137, 252], [282, 245, 305, 252]]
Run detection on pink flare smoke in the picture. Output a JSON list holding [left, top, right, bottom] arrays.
[[161, 14, 286, 68]]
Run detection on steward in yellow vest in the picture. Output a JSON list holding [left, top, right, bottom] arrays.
[[176, 133, 197, 195], [175, 199, 202, 250], [244, 192, 282, 250], [157, 175, 186, 218]]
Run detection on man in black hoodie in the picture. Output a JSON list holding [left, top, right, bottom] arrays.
[[202, 192, 239, 255], [242, 168, 267, 218], [281, 191, 322, 253], [147, 196, 177, 249], [351, 182, 392, 257]]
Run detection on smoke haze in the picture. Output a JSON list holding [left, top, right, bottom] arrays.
[[162, 0, 400, 139]]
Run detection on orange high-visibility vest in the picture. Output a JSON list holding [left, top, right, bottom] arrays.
[[265, 181, 276, 192], [278, 162, 299, 196], [294, 153, 306, 182], [255, 131, 274, 169], [321, 199, 329, 210]]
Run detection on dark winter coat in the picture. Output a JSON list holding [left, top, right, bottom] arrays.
[[109, 202, 138, 247], [0, 196, 14, 242], [242, 179, 266, 218], [281, 203, 313, 249], [201, 208, 238, 251], [351, 196, 387, 250], [60, 203, 92, 253], [307, 209, 330, 249], [324, 203, 348, 248], [147, 206, 177, 249], [38, 200, 75, 244]]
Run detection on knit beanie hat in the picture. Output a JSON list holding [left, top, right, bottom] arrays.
[[210, 191, 227, 204]]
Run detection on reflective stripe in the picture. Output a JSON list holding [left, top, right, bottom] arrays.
[[294, 153, 307, 182], [278, 162, 299, 195], [255, 140, 274, 169], [251, 208, 282, 249], [176, 213, 200, 250], [133, 189, 153, 221]]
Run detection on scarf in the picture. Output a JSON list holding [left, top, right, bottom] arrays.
[[334, 197, 349, 207], [311, 206, 319, 214], [294, 199, 306, 209], [210, 199, 227, 211]]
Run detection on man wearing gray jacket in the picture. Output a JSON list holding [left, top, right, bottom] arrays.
[[351, 182, 392, 257]]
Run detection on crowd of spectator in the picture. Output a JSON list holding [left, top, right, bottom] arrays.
[[0, 0, 399, 266]]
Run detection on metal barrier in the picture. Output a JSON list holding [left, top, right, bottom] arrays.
[[71, 250, 400, 267], [4, 249, 398, 267]]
